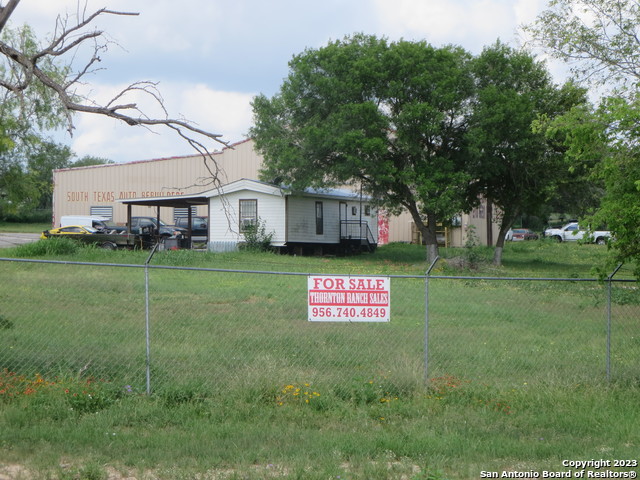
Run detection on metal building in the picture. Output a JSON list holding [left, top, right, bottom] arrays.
[[53, 139, 258, 228]]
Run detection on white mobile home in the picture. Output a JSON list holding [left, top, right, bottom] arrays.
[[207, 179, 377, 254], [121, 178, 378, 254]]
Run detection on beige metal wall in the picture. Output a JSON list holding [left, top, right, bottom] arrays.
[[52, 139, 260, 227], [385, 197, 500, 247]]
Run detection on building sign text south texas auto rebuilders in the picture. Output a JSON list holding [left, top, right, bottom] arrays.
[[308, 275, 390, 322]]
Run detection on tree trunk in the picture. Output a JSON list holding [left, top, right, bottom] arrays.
[[486, 201, 494, 246], [492, 216, 515, 266], [493, 245, 503, 265], [405, 204, 440, 264], [426, 243, 439, 265], [493, 228, 506, 265], [424, 212, 440, 264]]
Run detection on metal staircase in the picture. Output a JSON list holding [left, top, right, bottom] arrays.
[[339, 220, 377, 253]]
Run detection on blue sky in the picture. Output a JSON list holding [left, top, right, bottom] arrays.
[[9, 0, 559, 162]]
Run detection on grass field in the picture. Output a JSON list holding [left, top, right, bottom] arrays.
[[0, 238, 638, 479], [0, 221, 51, 234]]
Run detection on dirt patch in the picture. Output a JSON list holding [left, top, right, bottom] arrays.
[[0, 464, 30, 480], [0, 464, 293, 480]]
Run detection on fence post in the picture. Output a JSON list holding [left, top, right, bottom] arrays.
[[424, 256, 439, 385], [606, 263, 623, 381], [144, 243, 159, 395]]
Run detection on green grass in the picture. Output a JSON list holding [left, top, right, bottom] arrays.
[[6, 234, 633, 277], [0, 221, 50, 233], [0, 240, 638, 479], [0, 375, 637, 479]]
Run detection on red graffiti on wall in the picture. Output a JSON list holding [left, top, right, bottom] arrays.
[[378, 210, 389, 245]]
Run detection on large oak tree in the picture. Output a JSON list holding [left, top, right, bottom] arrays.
[[466, 42, 588, 265], [251, 34, 475, 262]]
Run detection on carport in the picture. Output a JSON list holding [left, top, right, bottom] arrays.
[[119, 191, 211, 248]]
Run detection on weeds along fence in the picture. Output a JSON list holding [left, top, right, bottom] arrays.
[[0, 257, 638, 397]]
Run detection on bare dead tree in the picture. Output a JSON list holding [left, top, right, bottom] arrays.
[[0, 0, 227, 188]]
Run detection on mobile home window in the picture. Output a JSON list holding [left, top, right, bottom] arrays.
[[239, 199, 258, 232], [315, 201, 323, 235]]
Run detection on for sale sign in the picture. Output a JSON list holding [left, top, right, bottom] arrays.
[[308, 275, 390, 322]]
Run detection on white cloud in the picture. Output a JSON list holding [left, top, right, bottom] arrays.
[[371, 0, 542, 51], [368, 0, 570, 83], [9, 1, 222, 55], [67, 81, 254, 162], [179, 84, 254, 139]]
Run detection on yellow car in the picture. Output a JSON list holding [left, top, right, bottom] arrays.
[[40, 225, 98, 239]]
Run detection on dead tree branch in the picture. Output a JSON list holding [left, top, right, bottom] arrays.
[[0, 0, 228, 189], [0, 0, 19, 32]]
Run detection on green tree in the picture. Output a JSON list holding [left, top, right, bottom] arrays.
[[0, 23, 69, 136], [72, 156, 115, 168], [525, 0, 640, 95], [535, 102, 607, 219], [0, 153, 38, 216], [251, 34, 474, 262], [0, 20, 71, 219], [25, 141, 74, 209], [547, 96, 640, 275], [0, 135, 114, 219], [465, 42, 588, 265], [0, 140, 71, 218], [594, 97, 640, 274], [526, 0, 640, 274]]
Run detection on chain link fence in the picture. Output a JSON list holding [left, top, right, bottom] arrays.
[[1, 257, 637, 396], [426, 274, 638, 387]]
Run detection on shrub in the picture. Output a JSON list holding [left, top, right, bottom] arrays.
[[14, 237, 79, 257], [2, 209, 52, 223], [239, 218, 274, 252]]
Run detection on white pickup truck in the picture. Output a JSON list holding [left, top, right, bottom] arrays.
[[544, 222, 611, 245]]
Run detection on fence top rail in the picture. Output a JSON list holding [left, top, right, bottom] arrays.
[[426, 274, 636, 283], [0, 257, 145, 269], [1, 257, 636, 283], [0, 257, 415, 277]]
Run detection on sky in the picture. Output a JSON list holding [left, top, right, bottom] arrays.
[[7, 0, 560, 163]]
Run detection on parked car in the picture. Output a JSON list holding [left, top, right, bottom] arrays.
[[507, 228, 539, 241], [544, 222, 610, 244], [174, 216, 208, 236], [41, 225, 97, 239], [128, 217, 187, 237], [59, 215, 127, 233], [94, 219, 127, 233]]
